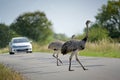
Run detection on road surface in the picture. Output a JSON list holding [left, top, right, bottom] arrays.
[[0, 52, 120, 80]]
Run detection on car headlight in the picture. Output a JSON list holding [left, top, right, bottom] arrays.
[[12, 45, 17, 48], [27, 45, 32, 48], [27, 45, 30, 47]]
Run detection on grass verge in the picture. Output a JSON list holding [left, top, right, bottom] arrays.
[[0, 63, 26, 80], [80, 40, 120, 58], [0, 47, 8, 54]]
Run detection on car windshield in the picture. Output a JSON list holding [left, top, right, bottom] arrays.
[[13, 38, 29, 43]]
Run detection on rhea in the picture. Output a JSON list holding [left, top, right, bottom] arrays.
[[61, 20, 91, 71], [48, 40, 64, 66], [48, 35, 75, 66]]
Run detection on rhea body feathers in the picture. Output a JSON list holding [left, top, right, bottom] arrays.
[[48, 41, 64, 51], [61, 38, 87, 55]]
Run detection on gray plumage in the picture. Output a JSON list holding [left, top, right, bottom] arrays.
[[48, 40, 64, 66], [61, 39, 86, 55], [48, 35, 75, 66], [48, 41, 64, 51], [61, 20, 91, 71]]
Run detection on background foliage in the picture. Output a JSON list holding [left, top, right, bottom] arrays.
[[0, 23, 11, 48], [53, 33, 68, 41], [10, 11, 54, 45], [95, 0, 120, 40], [0, 0, 120, 49], [77, 0, 120, 42]]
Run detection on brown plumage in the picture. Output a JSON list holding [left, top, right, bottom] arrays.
[[61, 20, 91, 71]]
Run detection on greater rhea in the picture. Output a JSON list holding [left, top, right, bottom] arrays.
[[61, 20, 91, 71]]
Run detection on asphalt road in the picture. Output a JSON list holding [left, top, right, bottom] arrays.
[[0, 52, 120, 80]]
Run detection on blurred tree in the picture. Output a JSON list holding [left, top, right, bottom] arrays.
[[10, 11, 54, 44], [0, 23, 11, 48], [76, 23, 109, 42], [54, 33, 68, 41], [95, 0, 120, 39], [88, 23, 109, 42]]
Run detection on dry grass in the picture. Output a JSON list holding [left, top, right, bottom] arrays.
[[0, 47, 8, 54], [32, 42, 51, 52], [0, 64, 26, 80]]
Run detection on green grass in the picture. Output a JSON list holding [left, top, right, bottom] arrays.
[[80, 40, 120, 58], [0, 63, 26, 80]]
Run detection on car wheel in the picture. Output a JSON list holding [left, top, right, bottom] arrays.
[[26, 51, 32, 53], [9, 52, 15, 55], [29, 51, 32, 53]]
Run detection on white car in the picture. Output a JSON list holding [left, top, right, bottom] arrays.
[[9, 37, 32, 55]]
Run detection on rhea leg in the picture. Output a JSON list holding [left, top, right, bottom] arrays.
[[69, 51, 75, 71], [53, 50, 63, 66], [56, 51, 63, 65], [75, 51, 87, 70], [57, 51, 63, 64]]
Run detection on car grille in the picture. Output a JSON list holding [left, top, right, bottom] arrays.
[[17, 49, 28, 52]]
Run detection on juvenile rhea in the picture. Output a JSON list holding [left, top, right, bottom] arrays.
[[61, 20, 91, 71]]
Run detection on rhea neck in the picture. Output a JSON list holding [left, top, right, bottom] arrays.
[[82, 22, 89, 42]]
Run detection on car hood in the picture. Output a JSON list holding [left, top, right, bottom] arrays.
[[12, 42, 31, 46]]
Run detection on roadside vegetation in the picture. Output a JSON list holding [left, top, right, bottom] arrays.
[[0, 40, 119, 58], [0, 63, 26, 80]]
